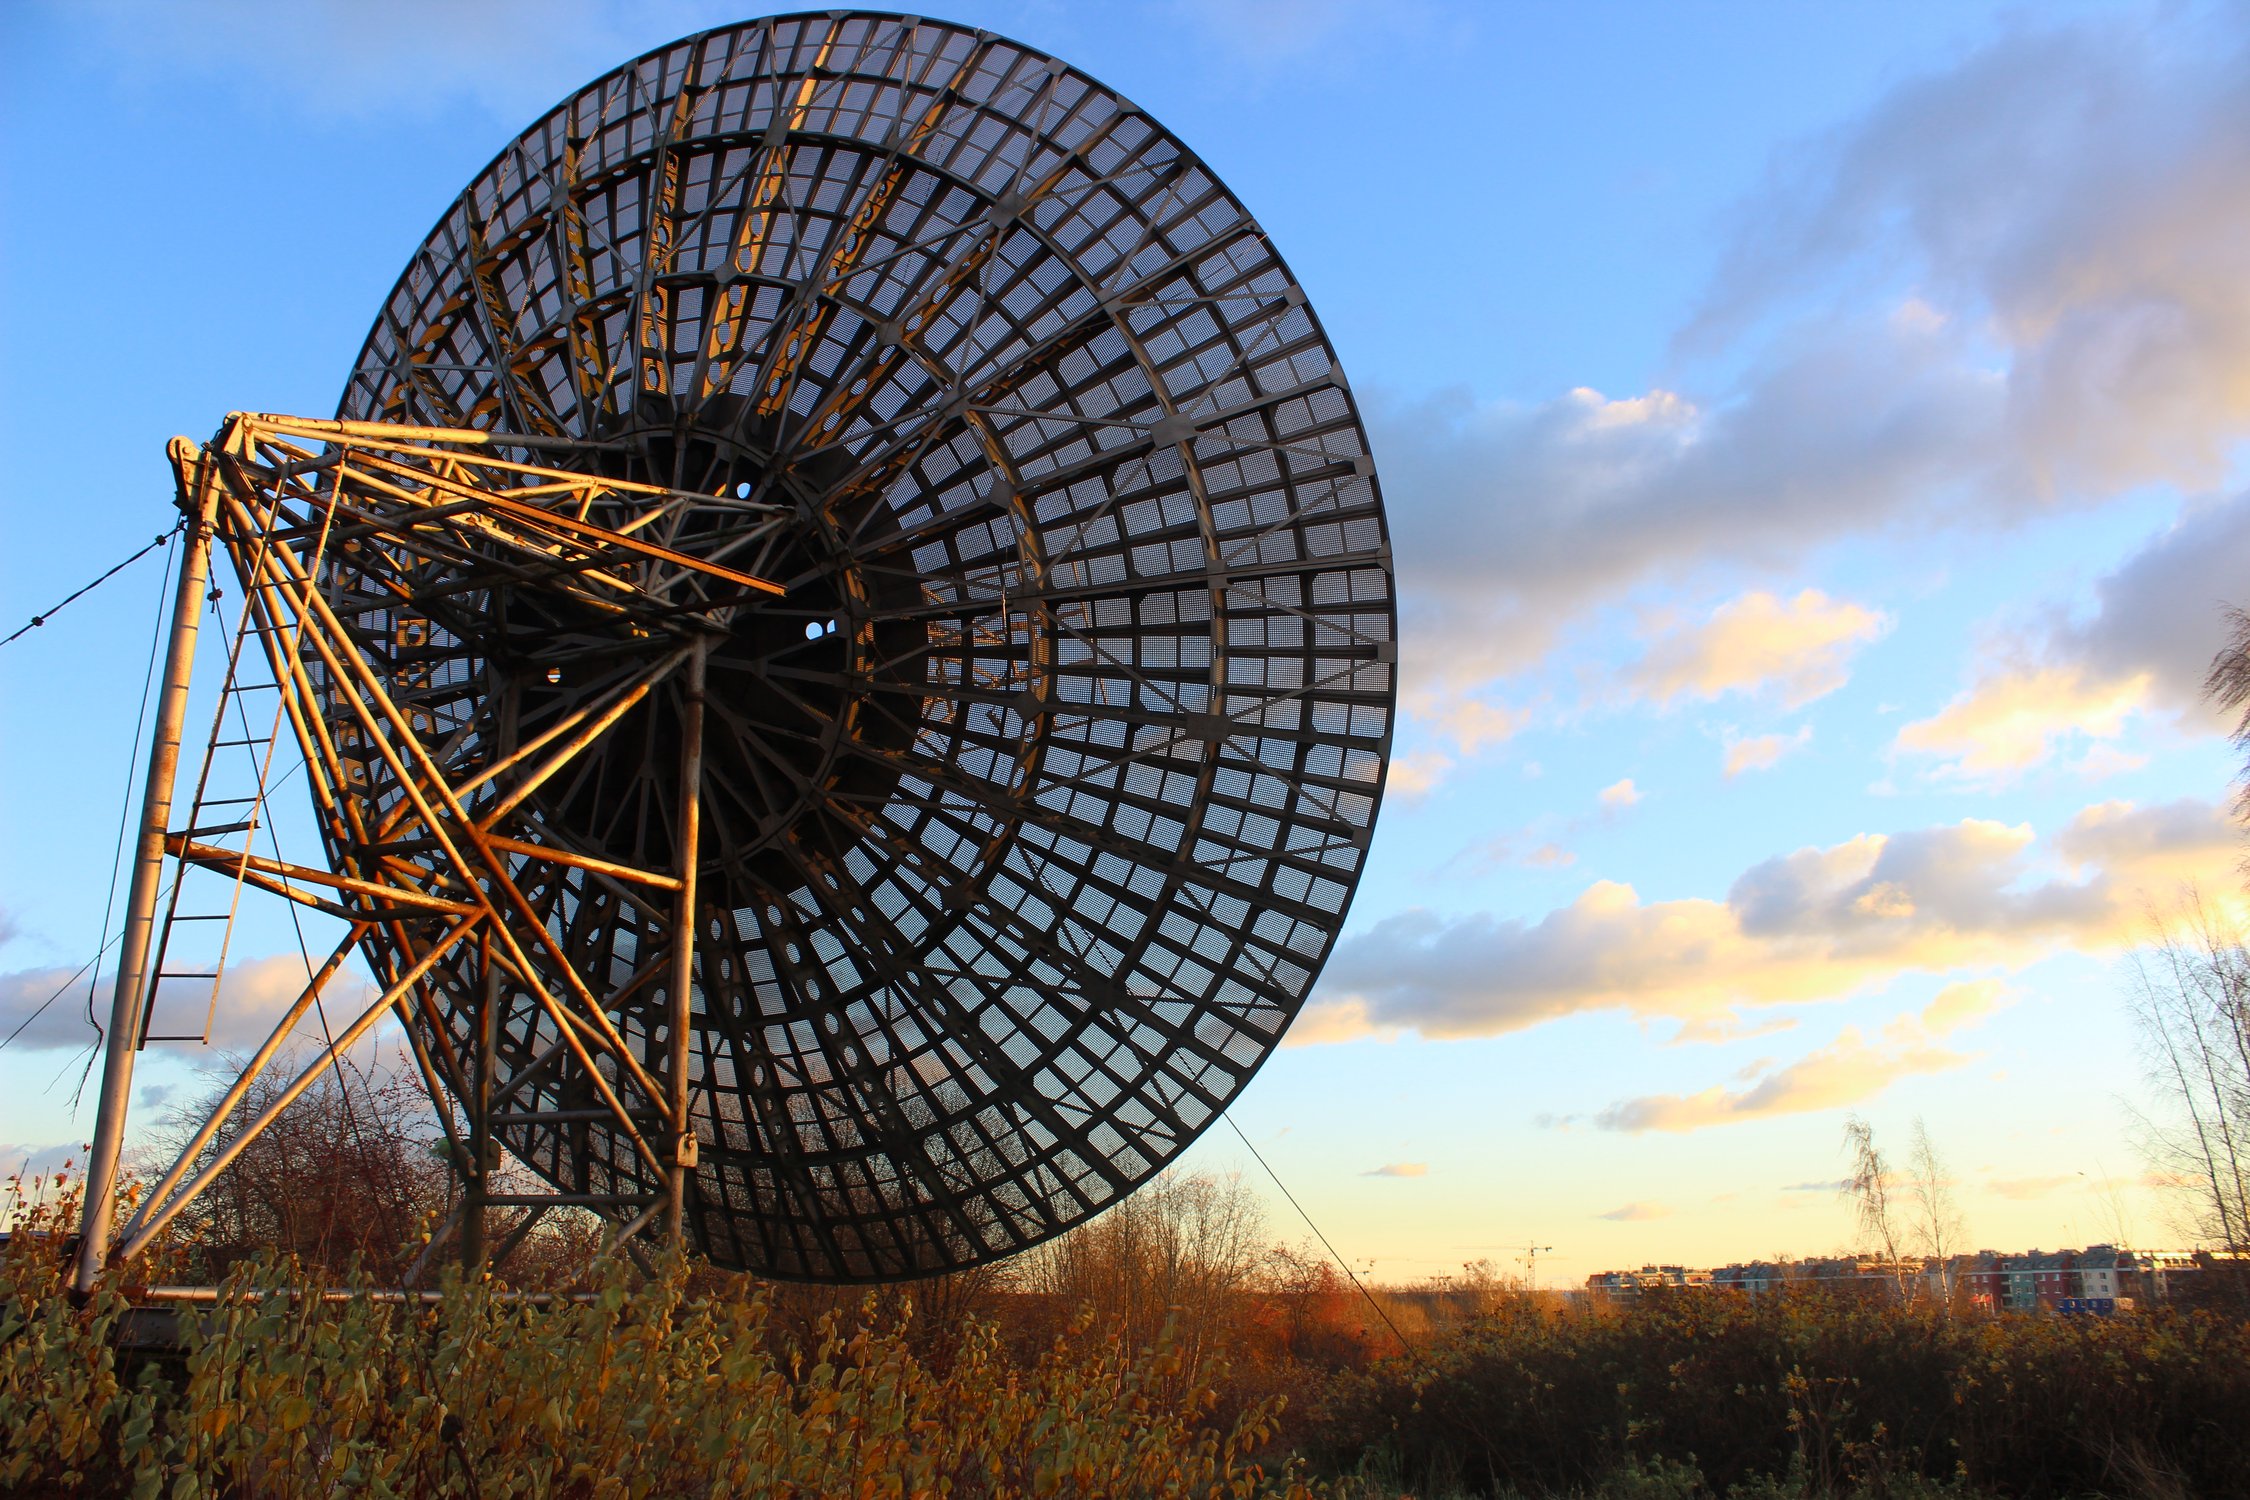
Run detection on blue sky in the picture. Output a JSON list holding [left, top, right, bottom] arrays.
[[4, 0, 2248, 1284]]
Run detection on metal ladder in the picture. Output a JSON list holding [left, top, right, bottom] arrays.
[[137, 495, 320, 1047]]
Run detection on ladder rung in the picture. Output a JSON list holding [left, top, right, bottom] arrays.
[[213, 736, 272, 749], [185, 822, 255, 837], [143, 1035, 210, 1043], [199, 795, 262, 806], [168, 913, 232, 922], [154, 971, 220, 981]]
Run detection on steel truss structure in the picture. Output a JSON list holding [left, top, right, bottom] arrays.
[[74, 10, 1396, 1293]]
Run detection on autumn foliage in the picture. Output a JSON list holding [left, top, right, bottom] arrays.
[[8, 1057, 2250, 1498], [0, 1201, 1313, 1498]]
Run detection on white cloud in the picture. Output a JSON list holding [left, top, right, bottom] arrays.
[[0, 953, 375, 1055], [1632, 590, 1888, 708], [1690, 12, 2250, 496], [2053, 796, 2241, 891], [1387, 749, 1455, 801], [2074, 744, 2152, 781], [1895, 665, 2152, 781], [1668, 1013, 1800, 1047], [1589, 1024, 1961, 1131], [1725, 726, 1814, 778], [1362, 1162, 1429, 1178], [1388, 696, 1532, 798], [2045, 491, 2250, 722], [1589, 982, 2002, 1134], [1, 1142, 85, 1181], [1451, 830, 1578, 877], [1379, 9, 2250, 703], [1300, 798, 2240, 1044], [1425, 698, 1531, 755], [1598, 778, 1641, 810], [1376, 338, 1993, 694], [1983, 1173, 2078, 1202], [1893, 488, 2250, 781], [1597, 1202, 1670, 1221], [1921, 978, 2011, 1035]]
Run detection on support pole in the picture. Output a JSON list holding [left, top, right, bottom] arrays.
[[663, 636, 707, 1252], [73, 450, 220, 1296], [461, 929, 495, 1274]]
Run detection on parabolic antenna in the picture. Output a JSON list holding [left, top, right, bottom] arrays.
[[84, 10, 1396, 1286]]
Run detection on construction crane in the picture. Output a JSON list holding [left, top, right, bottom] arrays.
[[1511, 1243, 1557, 1291]]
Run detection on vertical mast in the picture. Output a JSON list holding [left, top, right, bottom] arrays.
[[72, 441, 222, 1295]]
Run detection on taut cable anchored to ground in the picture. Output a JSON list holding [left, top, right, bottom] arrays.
[[1227, 1114, 1414, 1356]]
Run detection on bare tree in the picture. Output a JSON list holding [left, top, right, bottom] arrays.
[[1905, 1116, 1966, 1302], [2124, 896, 2250, 1250], [2207, 605, 2250, 825], [1011, 1169, 1268, 1367], [1841, 1115, 1911, 1299], [135, 1045, 609, 1287], [137, 1047, 452, 1282]]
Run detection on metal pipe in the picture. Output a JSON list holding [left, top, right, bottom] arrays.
[[462, 930, 495, 1274], [141, 1285, 597, 1305], [490, 1107, 665, 1126], [116, 914, 481, 1262], [468, 646, 690, 828], [229, 506, 672, 1153], [486, 1202, 551, 1268], [664, 636, 708, 1251], [481, 832, 683, 890], [73, 446, 220, 1296], [116, 925, 370, 1247]]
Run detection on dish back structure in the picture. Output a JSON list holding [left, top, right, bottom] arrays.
[[75, 10, 1396, 1289]]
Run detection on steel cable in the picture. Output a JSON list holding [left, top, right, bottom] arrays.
[[1, 524, 180, 649], [1226, 1113, 1415, 1356]]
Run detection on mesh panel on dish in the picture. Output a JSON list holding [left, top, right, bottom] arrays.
[[326, 10, 1396, 1281]]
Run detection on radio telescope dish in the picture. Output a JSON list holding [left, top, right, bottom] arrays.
[[307, 10, 1397, 1282]]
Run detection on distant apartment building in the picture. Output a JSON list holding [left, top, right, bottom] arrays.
[[1705, 1255, 1916, 1297], [1585, 1264, 1712, 1299], [2076, 1244, 2203, 1305], [1596, 1244, 2210, 1310], [1710, 1260, 1787, 1295]]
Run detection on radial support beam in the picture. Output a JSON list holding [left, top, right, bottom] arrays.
[[664, 636, 708, 1251], [72, 448, 220, 1298]]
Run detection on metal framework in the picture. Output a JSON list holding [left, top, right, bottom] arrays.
[[74, 10, 1395, 1291]]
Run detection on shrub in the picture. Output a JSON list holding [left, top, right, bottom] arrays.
[[0, 1221, 1314, 1498], [1305, 1287, 2250, 1499]]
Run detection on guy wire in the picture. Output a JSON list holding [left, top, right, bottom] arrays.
[[1, 524, 179, 649], [1225, 1112, 1415, 1357]]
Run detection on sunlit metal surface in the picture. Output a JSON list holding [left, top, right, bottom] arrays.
[[326, 10, 1397, 1281]]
